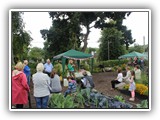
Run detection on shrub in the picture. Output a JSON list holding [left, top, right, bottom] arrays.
[[29, 62, 37, 75], [120, 64, 127, 71], [141, 72, 149, 86], [54, 63, 63, 76], [98, 59, 129, 67], [123, 84, 148, 96]]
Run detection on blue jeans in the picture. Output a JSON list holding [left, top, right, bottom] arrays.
[[26, 75, 30, 86], [35, 96, 49, 108], [64, 89, 71, 97]]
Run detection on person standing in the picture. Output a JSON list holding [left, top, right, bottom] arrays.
[[133, 57, 138, 67], [134, 65, 142, 83], [129, 71, 136, 101], [44, 59, 53, 77], [140, 57, 145, 71], [32, 63, 50, 108], [23, 60, 31, 86], [12, 62, 30, 108], [68, 60, 76, 78], [110, 68, 123, 90]]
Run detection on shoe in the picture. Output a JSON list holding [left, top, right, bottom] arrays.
[[129, 97, 135, 101], [110, 88, 114, 91]]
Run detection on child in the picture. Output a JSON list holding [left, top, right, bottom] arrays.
[[68, 60, 76, 78], [129, 71, 136, 101], [64, 76, 77, 97]]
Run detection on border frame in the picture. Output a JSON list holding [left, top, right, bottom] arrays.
[[9, 9, 151, 111]]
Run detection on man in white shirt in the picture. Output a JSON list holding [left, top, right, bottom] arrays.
[[44, 59, 53, 77]]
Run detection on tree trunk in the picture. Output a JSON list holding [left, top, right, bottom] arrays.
[[82, 25, 90, 52]]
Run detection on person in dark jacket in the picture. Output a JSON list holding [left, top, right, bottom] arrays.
[[81, 71, 95, 89]]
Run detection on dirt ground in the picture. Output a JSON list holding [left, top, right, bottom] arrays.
[[25, 71, 148, 109]]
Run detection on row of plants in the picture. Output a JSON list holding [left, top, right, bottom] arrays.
[[48, 87, 133, 109]]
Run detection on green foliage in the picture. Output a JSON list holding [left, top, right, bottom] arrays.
[[28, 47, 45, 62], [81, 62, 90, 71], [98, 27, 126, 61], [129, 44, 145, 53], [54, 63, 63, 76], [114, 95, 125, 103], [29, 62, 37, 75], [41, 12, 130, 54], [49, 94, 78, 108], [12, 12, 32, 63], [73, 87, 85, 108], [136, 100, 148, 108], [141, 72, 149, 86], [98, 59, 129, 67]]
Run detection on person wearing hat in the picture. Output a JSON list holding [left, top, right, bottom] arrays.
[[12, 62, 30, 108]]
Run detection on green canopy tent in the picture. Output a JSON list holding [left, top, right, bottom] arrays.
[[52, 49, 94, 78], [118, 51, 147, 59]]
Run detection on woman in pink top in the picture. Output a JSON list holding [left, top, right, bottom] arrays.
[[12, 62, 30, 108]]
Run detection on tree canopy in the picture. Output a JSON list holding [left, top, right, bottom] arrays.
[[40, 12, 134, 57], [98, 27, 126, 61], [28, 47, 45, 62], [12, 12, 32, 64]]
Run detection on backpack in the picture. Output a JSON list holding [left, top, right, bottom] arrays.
[[84, 76, 95, 88]]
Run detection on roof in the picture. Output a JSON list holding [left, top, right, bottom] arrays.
[[118, 51, 147, 59], [53, 49, 93, 60]]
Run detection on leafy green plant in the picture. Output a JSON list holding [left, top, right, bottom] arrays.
[[136, 100, 148, 108], [54, 63, 63, 76], [141, 72, 148, 86], [114, 95, 125, 103], [49, 94, 77, 108], [73, 87, 85, 108]]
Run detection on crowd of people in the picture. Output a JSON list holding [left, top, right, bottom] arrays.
[[12, 59, 95, 109], [110, 64, 142, 101], [11, 56, 145, 108]]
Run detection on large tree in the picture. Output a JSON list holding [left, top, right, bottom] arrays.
[[12, 12, 32, 64], [98, 27, 126, 61], [40, 16, 81, 58], [41, 12, 133, 54]]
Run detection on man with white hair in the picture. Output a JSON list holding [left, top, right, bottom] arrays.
[[44, 59, 53, 77]]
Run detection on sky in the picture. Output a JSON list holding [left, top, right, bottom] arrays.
[[23, 11, 149, 49]]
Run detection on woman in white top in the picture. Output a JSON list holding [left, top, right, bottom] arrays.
[[123, 66, 131, 83], [111, 68, 123, 90], [32, 63, 50, 108]]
